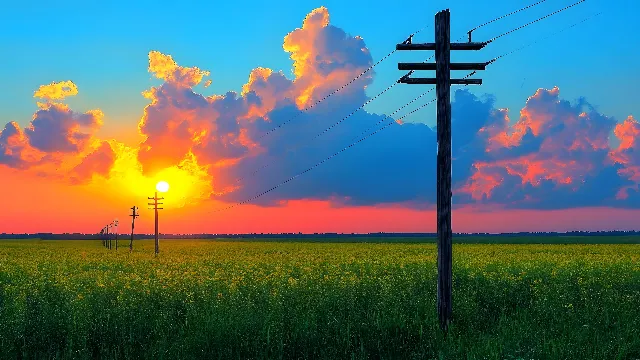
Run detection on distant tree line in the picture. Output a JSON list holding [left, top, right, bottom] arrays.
[[0, 231, 638, 240]]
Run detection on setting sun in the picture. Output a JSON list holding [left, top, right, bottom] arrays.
[[156, 181, 170, 193]]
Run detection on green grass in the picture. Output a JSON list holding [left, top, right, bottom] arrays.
[[1, 239, 639, 359]]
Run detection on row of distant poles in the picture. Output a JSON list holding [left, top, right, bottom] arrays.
[[99, 181, 168, 255]]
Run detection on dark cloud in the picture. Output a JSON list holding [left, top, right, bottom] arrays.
[[0, 121, 37, 169], [0, 81, 114, 183], [25, 103, 103, 153], [455, 87, 638, 209]]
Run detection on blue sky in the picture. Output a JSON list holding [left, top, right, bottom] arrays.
[[0, 0, 635, 143]]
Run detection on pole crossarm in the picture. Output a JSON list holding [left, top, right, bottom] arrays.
[[398, 62, 488, 71], [396, 42, 487, 51], [398, 78, 482, 85]]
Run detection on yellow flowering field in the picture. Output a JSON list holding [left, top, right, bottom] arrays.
[[0, 239, 639, 359]]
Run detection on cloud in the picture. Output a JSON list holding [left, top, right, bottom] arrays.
[[282, 6, 373, 108], [70, 141, 116, 184], [26, 102, 103, 153], [609, 116, 640, 200], [134, 8, 401, 206], [148, 51, 210, 88], [455, 87, 638, 209], [0, 121, 43, 169], [33, 80, 78, 101], [4, 7, 638, 213], [129, 8, 639, 211], [1, 81, 114, 183]]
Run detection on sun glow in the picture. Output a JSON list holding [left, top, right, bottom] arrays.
[[79, 146, 213, 208], [156, 181, 169, 193]]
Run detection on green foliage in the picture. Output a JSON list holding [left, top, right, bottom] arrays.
[[0, 240, 639, 359]]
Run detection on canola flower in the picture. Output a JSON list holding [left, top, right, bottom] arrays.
[[0, 239, 638, 359]]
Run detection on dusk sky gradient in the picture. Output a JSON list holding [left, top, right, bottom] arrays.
[[0, 0, 638, 234]]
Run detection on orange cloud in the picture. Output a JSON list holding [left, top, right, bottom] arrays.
[[136, 51, 266, 204], [610, 116, 640, 199], [241, 67, 293, 120], [1, 81, 107, 175], [26, 101, 103, 154], [70, 141, 116, 184], [0, 121, 44, 168], [33, 80, 78, 101], [283, 7, 373, 108], [459, 87, 619, 203], [148, 50, 210, 88]]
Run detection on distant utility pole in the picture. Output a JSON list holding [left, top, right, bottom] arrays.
[[129, 206, 139, 252], [106, 224, 112, 250], [114, 219, 119, 251], [396, 9, 487, 333], [148, 193, 164, 255]]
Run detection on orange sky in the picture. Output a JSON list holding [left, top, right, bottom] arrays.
[[2, 164, 639, 234]]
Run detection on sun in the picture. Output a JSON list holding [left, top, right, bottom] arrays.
[[156, 181, 170, 193]]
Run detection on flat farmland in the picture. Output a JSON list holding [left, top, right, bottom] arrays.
[[0, 239, 639, 359]]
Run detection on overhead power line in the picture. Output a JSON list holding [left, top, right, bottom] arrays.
[[468, 0, 549, 33], [406, 0, 552, 73], [211, 10, 599, 214], [233, 0, 574, 185], [255, 26, 430, 142], [488, 11, 602, 63], [254, 0, 562, 143], [486, 0, 587, 44], [233, 79, 401, 186]]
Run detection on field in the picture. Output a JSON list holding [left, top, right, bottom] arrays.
[[1, 238, 639, 359]]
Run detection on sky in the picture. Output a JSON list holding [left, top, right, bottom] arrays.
[[0, 0, 638, 234]]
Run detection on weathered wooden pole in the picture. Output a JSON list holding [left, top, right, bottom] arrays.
[[107, 225, 111, 250], [129, 206, 139, 253], [148, 193, 163, 256], [395, 9, 487, 333], [434, 9, 453, 333], [155, 193, 159, 255], [114, 219, 119, 251]]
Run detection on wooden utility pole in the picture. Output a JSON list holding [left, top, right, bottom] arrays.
[[114, 219, 119, 251], [396, 9, 486, 333], [148, 193, 163, 255], [106, 224, 111, 250], [129, 206, 139, 253]]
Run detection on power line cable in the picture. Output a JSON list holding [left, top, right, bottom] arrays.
[[211, 11, 599, 214], [255, 26, 430, 142], [486, 0, 587, 44], [235, 0, 573, 184], [410, 0, 552, 73], [254, 0, 556, 143], [468, 0, 549, 33], [488, 11, 601, 63]]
